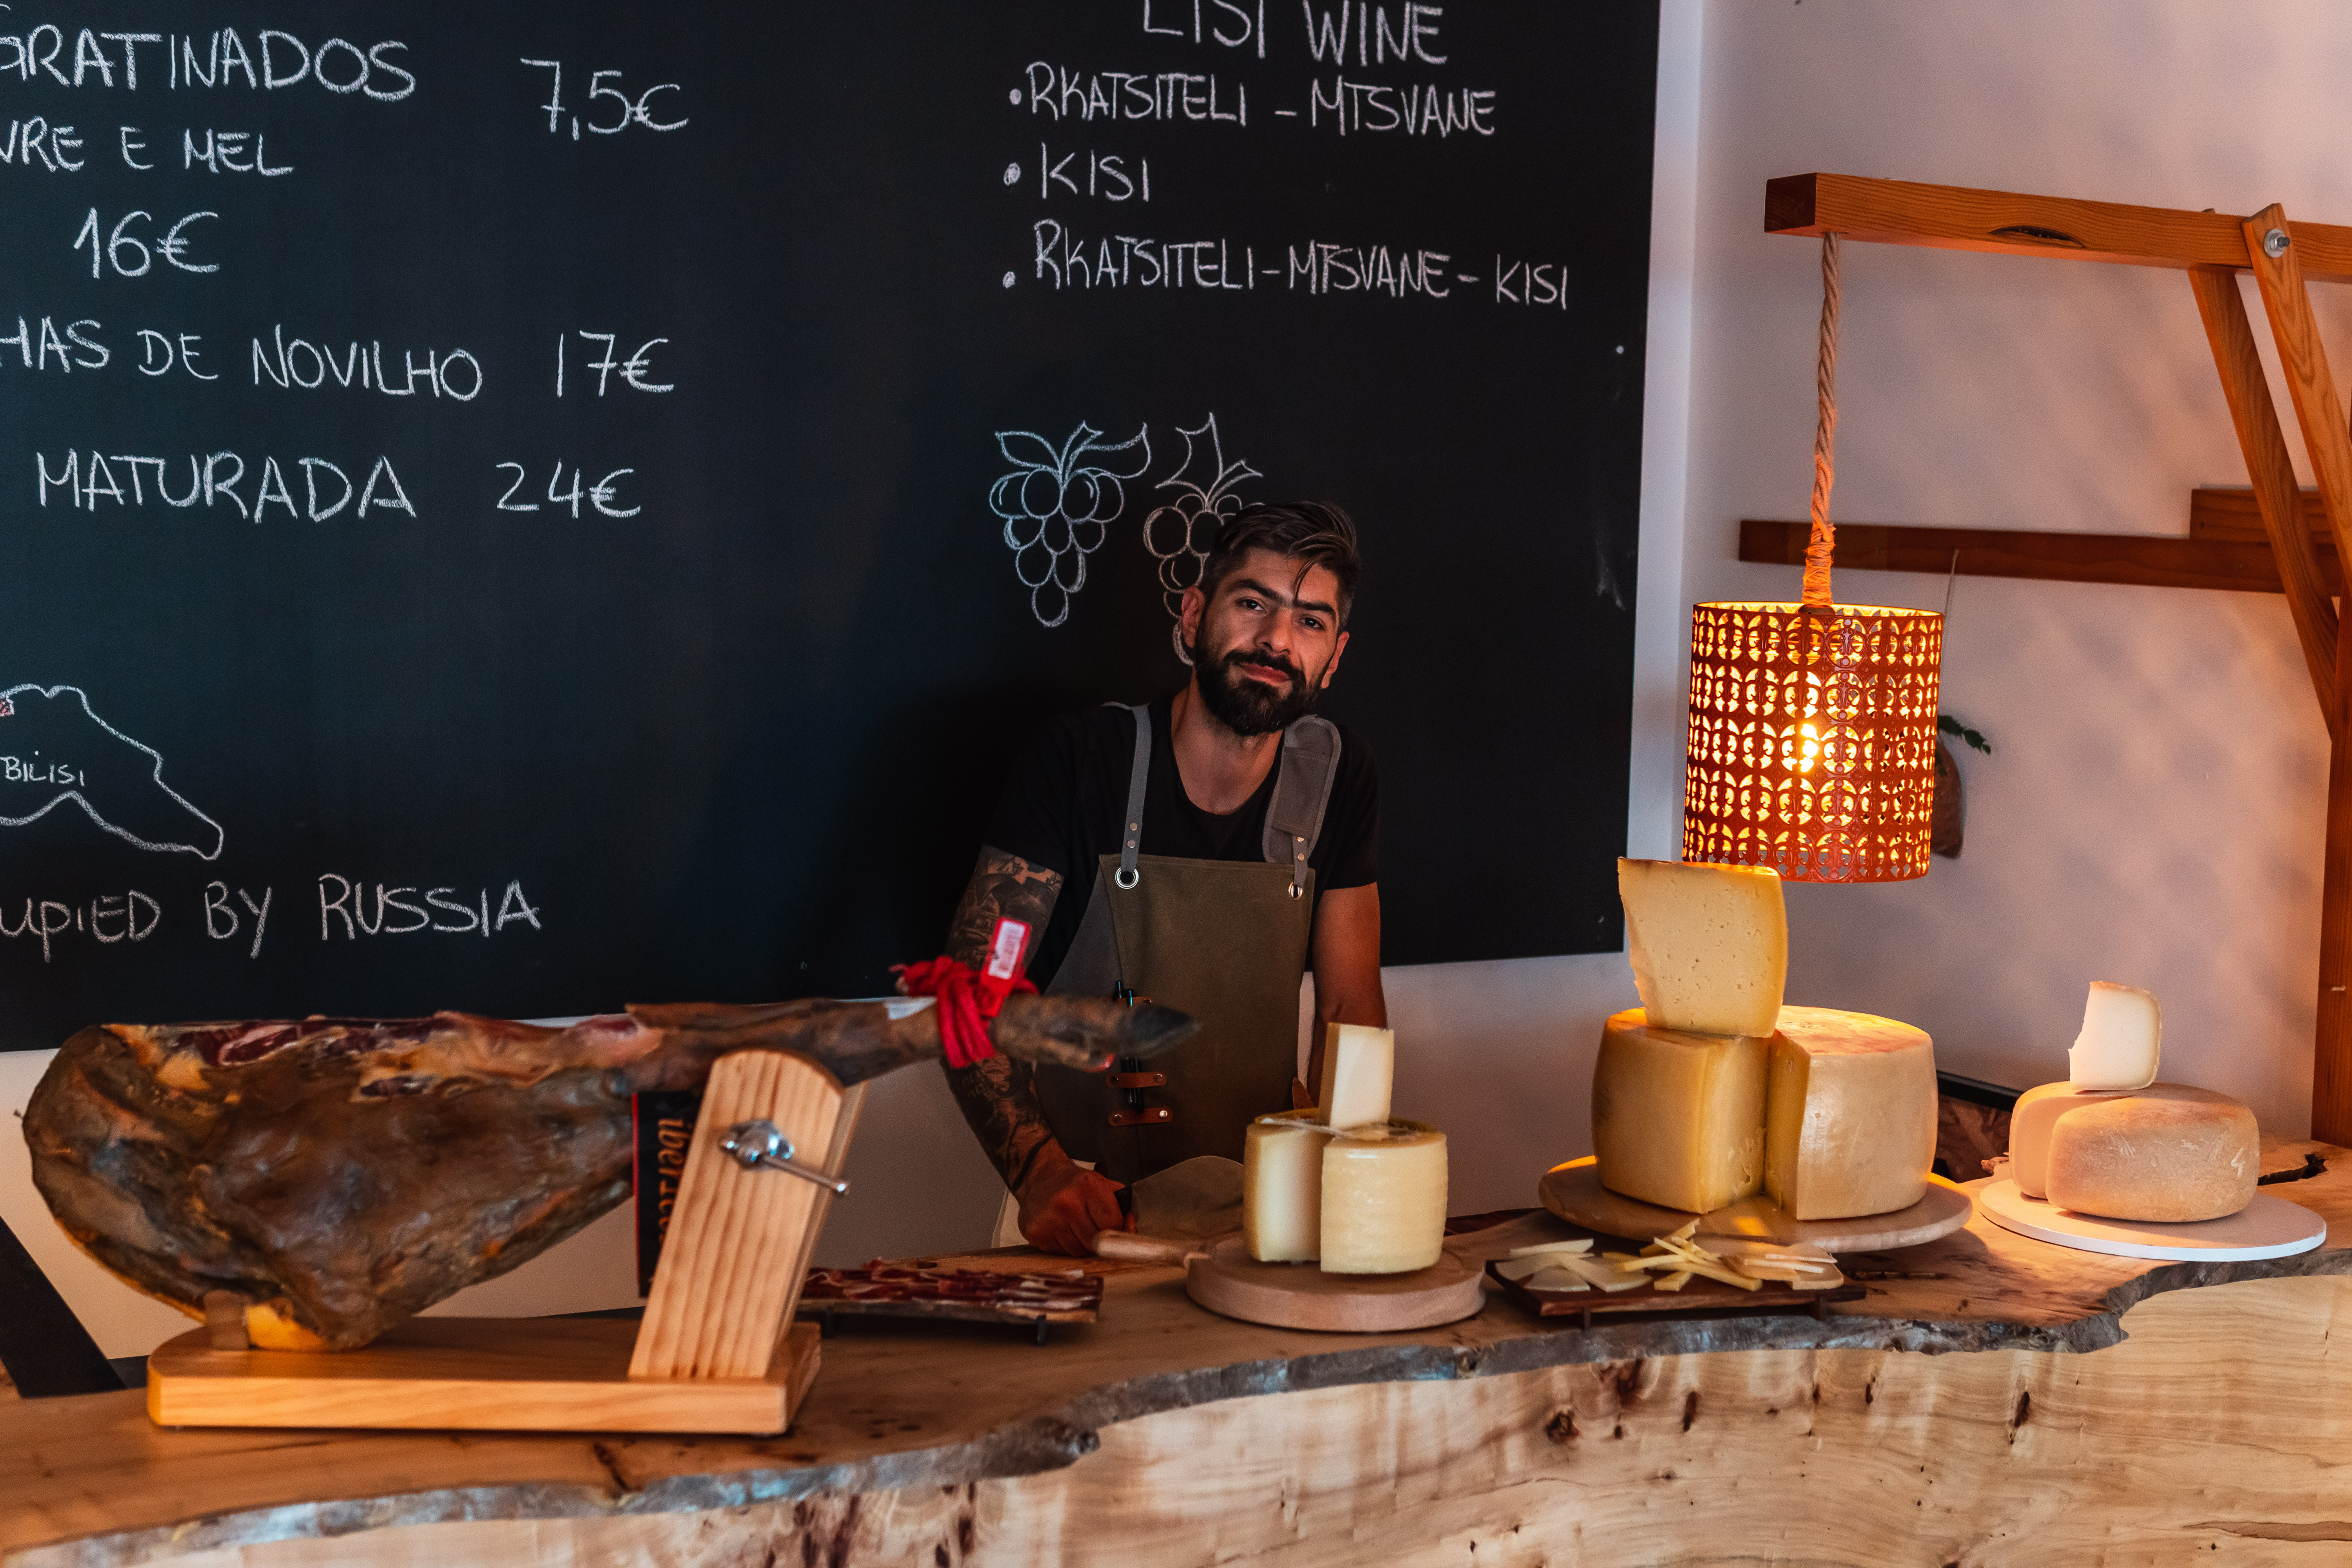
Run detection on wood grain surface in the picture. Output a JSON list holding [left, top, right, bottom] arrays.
[[6, 1136, 2350, 1567]]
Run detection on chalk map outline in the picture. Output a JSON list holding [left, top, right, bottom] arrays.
[[0, 683, 226, 860]]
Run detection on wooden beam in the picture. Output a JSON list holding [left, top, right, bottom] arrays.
[[2190, 486, 2321, 540], [2186, 269, 2340, 719], [2239, 204, 2352, 1145], [1736, 517, 2336, 595], [1766, 173, 2352, 283]]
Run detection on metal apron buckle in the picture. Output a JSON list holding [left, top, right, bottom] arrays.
[[1108, 983, 1173, 1127]]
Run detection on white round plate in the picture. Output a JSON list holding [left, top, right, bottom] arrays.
[[1971, 1178, 2327, 1261]]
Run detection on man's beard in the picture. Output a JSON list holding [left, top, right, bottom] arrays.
[[1190, 640, 1324, 737]]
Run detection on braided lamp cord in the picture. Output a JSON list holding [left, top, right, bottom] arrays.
[[1803, 232, 1841, 609]]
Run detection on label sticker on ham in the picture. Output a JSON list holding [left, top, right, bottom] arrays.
[[986, 916, 1029, 981]]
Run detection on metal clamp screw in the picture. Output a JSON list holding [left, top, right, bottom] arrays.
[[719, 1120, 851, 1195], [2265, 227, 2291, 258]]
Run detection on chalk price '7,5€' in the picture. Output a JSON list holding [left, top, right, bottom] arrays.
[[520, 60, 686, 139], [72, 209, 219, 278]]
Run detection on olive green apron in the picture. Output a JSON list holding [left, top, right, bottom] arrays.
[[1035, 703, 1341, 1185]]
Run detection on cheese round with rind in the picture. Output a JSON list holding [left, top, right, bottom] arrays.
[[1319, 1120, 1447, 1275], [2043, 1083, 2258, 1223], [1593, 1008, 1768, 1214], [1762, 1006, 1936, 1221], [1244, 1111, 1332, 1262]]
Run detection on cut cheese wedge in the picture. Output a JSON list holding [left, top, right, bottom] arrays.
[[1593, 1007, 1768, 1213], [1762, 1006, 1937, 1221], [2068, 982, 2161, 1090], [1319, 1120, 1448, 1274], [2008, 1081, 2131, 1199], [1318, 1022, 1395, 1131], [1617, 858, 1788, 1036], [1243, 1111, 1332, 1262]]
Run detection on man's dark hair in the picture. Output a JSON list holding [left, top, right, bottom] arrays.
[[1198, 501, 1363, 627]]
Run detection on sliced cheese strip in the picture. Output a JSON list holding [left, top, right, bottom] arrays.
[[2008, 1082, 2134, 1199], [1505, 1238, 1595, 1259], [1318, 1022, 1396, 1131], [2045, 1083, 2259, 1223], [1243, 1111, 1332, 1263], [1617, 858, 1788, 1036], [1558, 1254, 1647, 1293], [2068, 982, 2161, 1090], [1762, 1006, 1936, 1221], [1319, 1120, 1448, 1275], [1523, 1266, 1591, 1292], [1593, 1007, 1767, 1213]]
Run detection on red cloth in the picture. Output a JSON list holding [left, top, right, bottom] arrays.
[[893, 956, 1035, 1070]]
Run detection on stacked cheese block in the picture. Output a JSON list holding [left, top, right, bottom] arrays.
[[1242, 1023, 1450, 1273], [2004, 982, 2258, 1222], [1594, 859, 1938, 1220]]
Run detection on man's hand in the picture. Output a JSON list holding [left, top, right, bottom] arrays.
[[1018, 1153, 1130, 1255]]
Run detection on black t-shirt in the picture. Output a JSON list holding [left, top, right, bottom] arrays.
[[986, 694, 1379, 988]]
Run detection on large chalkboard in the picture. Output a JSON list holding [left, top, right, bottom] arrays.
[[0, 3, 1655, 1047]]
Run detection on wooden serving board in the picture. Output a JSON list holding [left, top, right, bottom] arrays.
[[1538, 1158, 1973, 1250], [1485, 1259, 1865, 1325], [1183, 1237, 1485, 1332], [146, 1317, 821, 1436]]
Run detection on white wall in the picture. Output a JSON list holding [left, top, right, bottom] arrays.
[[1681, 0, 2346, 1132]]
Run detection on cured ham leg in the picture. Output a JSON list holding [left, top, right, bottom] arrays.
[[23, 994, 1192, 1350]]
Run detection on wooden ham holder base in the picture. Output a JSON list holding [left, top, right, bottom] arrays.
[[147, 1051, 865, 1436]]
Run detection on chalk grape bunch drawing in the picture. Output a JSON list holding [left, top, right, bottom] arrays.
[[989, 414, 1259, 637]]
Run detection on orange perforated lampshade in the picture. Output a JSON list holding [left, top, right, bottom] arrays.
[[1682, 601, 1942, 883]]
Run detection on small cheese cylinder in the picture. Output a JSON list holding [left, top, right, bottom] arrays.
[[2067, 982, 2161, 1090], [1243, 1111, 1333, 1262], [1318, 1022, 1395, 1131], [2007, 1081, 2134, 1198], [2043, 1083, 2259, 1222], [1592, 1008, 1768, 1213], [1762, 1006, 1937, 1220], [1319, 1120, 1448, 1274], [1617, 858, 1788, 1037]]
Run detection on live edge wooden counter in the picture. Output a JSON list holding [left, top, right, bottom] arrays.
[[10, 1138, 2352, 1568]]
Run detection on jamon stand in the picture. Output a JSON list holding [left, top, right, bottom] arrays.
[[146, 1051, 865, 1436]]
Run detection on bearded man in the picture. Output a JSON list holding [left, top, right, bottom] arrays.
[[940, 502, 1384, 1254]]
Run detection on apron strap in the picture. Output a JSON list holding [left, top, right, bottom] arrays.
[[1115, 701, 1151, 890], [1263, 715, 1343, 899]]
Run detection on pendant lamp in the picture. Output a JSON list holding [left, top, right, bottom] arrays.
[[1682, 234, 1943, 882]]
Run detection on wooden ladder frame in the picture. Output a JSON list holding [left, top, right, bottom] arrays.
[[1769, 175, 2352, 1142]]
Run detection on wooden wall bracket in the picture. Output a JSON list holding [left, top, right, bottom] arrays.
[[1764, 174, 2352, 1143], [144, 1051, 865, 1436]]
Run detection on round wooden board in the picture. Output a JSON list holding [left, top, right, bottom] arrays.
[[1973, 1178, 2328, 1261], [1537, 1158, 1972, 1252], [1183, 1237, 1486, 1332]]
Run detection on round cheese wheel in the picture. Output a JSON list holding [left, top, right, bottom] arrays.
[[1320, 1120, 1447, 1275], [2043, 1083, 2258, 1223]]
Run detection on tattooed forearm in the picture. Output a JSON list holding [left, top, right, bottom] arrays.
[[945, 844, 1063, 971], [942, 845, 1067, 1190], [946, 1055, 1059, 1192]]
